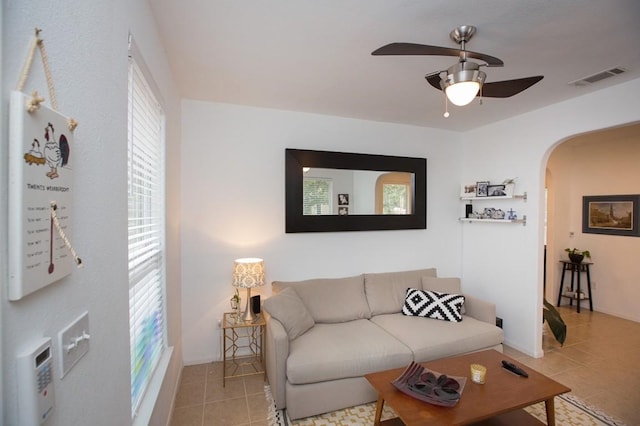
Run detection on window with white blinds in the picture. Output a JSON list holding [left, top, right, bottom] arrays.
[[128, 49, 166, 416], [303, 177, 333, 215]]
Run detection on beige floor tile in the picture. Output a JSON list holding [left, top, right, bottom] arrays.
[[203, 397, 250, 425], [244, 374, 267, 396], [175, 380, 206, 408], [171, 405, 204, 426], [206, 376, 245, 402], [246, 392, 269, 423], [207, 361, 224, 380], [182, 364, 208, 385]]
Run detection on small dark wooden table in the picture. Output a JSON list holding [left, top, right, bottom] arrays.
[[556, 261, 593, 313], [365, 350, 570, 426]]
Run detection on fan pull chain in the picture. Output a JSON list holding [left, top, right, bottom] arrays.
[[443, 92, 450, 118], [50, 201, 83, 267]]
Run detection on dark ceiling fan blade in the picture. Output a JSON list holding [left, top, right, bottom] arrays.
[[481, 76, 544, 98], [424, 73, 443, 90], [372, 43, 504, 67]]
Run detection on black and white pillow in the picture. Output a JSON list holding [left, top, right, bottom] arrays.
[[402, 288, 465, 322]]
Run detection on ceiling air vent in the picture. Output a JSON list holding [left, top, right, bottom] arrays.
[[569, 67, 627, 87]]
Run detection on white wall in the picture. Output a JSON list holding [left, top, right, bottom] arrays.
[[1, 1, 182, 425], [180, 101, 463, 364], [546, 124, 640, 322], [461, 78, 640, 357]]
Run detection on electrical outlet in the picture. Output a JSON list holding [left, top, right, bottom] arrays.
[[58, 311, 90, 378]]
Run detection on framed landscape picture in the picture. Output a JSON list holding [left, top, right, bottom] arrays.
[[582, 194, 640, 237]]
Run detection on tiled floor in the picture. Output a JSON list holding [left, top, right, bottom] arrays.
[[171, 306, 640, 425]]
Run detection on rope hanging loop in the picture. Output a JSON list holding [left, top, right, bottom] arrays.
[[16, 28, 79, 131]]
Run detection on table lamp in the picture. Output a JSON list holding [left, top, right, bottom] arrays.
[[232, 258, 265, 322]]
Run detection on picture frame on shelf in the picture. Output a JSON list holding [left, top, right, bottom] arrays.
[[476, 181, 489, 197], [582, 194, 640, 237], [338, 206, 349, 215], [461, 183, 477, 198], [487, 184, 507, 197], [338, 193, 349, 205]]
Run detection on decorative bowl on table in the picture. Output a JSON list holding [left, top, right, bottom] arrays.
[[391, 361, 466, 407]]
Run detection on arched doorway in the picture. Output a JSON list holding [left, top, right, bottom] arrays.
[[544, 123, 640, 324]]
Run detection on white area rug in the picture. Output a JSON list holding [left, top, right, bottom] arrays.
[[265, 385, 626, 426]]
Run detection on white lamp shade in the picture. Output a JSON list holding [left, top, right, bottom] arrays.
[[232, 258, 265, 288], [445, 81, 480, 106]]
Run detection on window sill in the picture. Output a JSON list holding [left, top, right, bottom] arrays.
[[132, 346, 174, 426]]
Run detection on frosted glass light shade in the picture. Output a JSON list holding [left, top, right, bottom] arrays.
[[442, 62, 486, 107], [232, 258, 265, 288], [445, 81, 481, 106]]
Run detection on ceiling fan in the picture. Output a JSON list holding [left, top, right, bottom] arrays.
[[372, 25, 543, 111]]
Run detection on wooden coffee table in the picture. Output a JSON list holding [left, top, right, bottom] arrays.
[[365, 349, 570, 426]]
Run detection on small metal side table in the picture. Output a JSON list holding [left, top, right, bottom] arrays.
[[557, 261, 593, 313], [222, 312, 266, 386]]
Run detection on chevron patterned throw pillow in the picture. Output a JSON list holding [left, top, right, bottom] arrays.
[[402, 288, 465, 322]]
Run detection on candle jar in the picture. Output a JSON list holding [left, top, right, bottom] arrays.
[[470, 364, 487, 384]]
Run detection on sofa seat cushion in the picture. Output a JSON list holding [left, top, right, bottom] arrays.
[[286, 319, 412, 385], [371, 313, 504, 362], [273, 274, 371, 323], [364, 268, 437, 316]]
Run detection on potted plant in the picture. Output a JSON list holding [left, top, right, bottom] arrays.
[[564, 248, 591, 264]]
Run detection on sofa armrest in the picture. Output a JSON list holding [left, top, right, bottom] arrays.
[[265, 312, 289, 410], [464, 294, 496, 325]]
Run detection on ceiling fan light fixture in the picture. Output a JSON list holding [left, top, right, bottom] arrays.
[[442, 62, 486, 106], [445, 81, 480, 106]]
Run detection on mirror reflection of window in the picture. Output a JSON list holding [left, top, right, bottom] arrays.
[[303, 177, 332, 215], [375, 172, 413, 215]]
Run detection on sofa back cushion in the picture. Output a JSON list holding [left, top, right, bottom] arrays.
[[263, 287, 315, 340], [364, 268, 437, 315], [421, 276, 462, 294], [422, 276, 465, 314], [272, 274, 370, 323]]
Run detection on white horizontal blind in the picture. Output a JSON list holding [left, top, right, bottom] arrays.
[[128, 51, 166, 416]]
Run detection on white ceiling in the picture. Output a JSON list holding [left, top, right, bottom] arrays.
[[149, 0, 640, 132]]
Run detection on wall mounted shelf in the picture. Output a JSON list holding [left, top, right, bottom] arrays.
[[459, 188, 527, 226], [460, 192, 527, 201], [459, 216, 527, 226]]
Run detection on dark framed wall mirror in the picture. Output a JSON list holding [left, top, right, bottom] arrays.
[[285, 148, 427, 233]]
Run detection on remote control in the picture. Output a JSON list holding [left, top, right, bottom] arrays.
[[501, 360, 529, 377]]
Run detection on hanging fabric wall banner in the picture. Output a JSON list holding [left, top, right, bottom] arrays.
[[8, 29, 81, 300]]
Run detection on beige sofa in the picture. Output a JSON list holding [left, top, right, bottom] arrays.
[[263, 268, 504, 420]]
